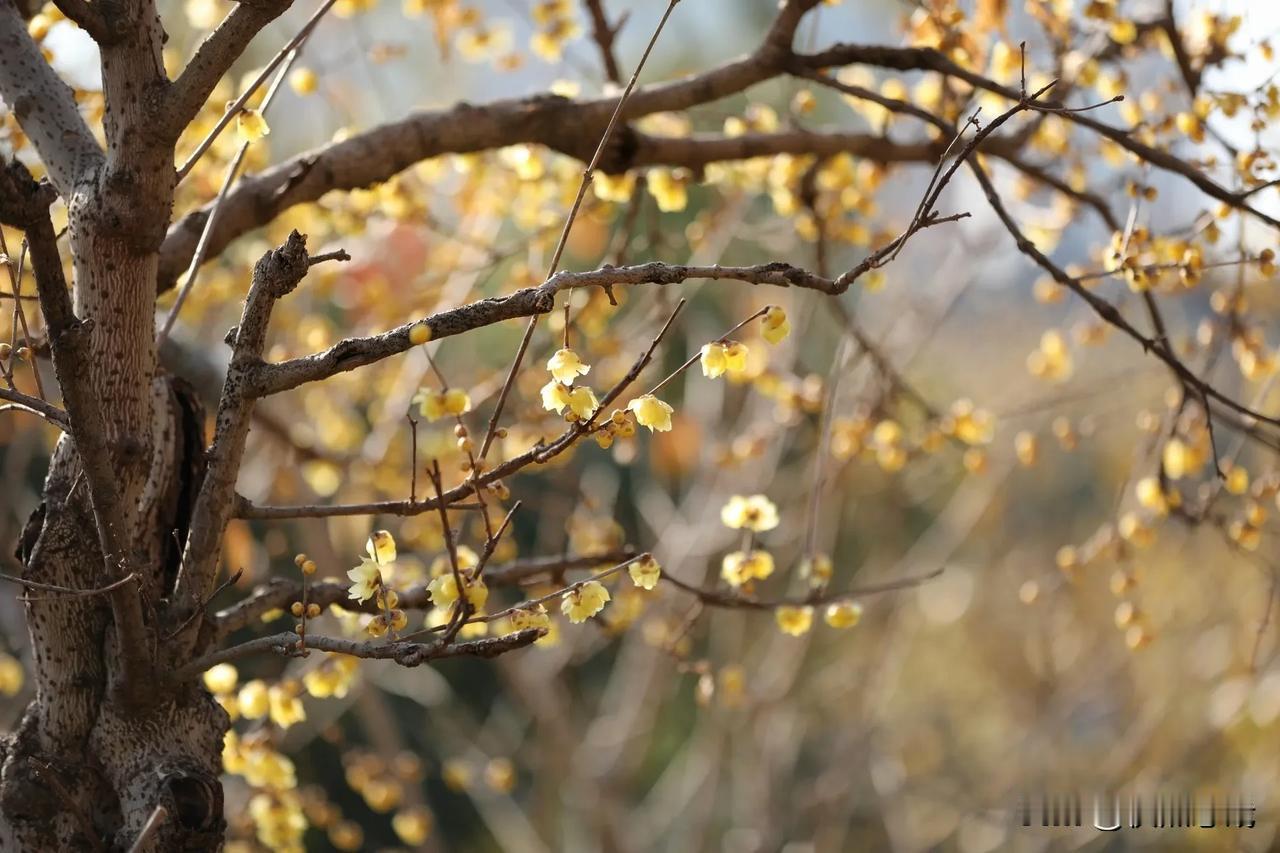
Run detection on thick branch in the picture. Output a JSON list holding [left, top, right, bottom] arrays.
[[0, 3, 104, 193], [49, 0, 113, 41], [175, 627, 544, 680], [0, 162, 151, 694], [170, 231, 315, 641]]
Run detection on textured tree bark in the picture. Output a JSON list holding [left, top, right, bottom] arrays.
[[0, 172, 230, 850], [0, 1, 238, 840]]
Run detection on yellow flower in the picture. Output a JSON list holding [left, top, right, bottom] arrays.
[[412, 387, 472, 421], [547, 348, 591, 384], [702, 341, 750, 378], [509, 604, 551, 633], [720, 494, 780, 532], [203, 663, 239, 695], [762, 306, 790, 344], [427, 574, 458, 609], [443, 388, 471, 415], [628, 555, 661, 590], [700, 343, 729, 378], [236, 108, 270, 144], [723, 341, 749, 373], [367, 529, 396, 564], [540, 380, 573, 414], [594, 171, 635, 202], [393, 807, 433, 845], [268, 682, 306, 729], [347, 556, 381, 602], [303, 656, 359, 699], [566, 385, 598, 420], [1026, 329, 1073, 381], [561, 580, 611, 623], [0, 653, 22, 696], [647, 167, 690, 212], [799, 553, 833, 587], [628, 395, 674, 432], [428, 573, 488, 610], [289, 67, 318, 95], [824, 601, 863, 628], [1135, 477, 1169, 515], [238, 680, 270, 719], [775, 605, 814, 636], [721, 550, 774, 587]]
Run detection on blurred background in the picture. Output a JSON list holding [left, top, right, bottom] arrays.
[[4, 0, 1280, 850]]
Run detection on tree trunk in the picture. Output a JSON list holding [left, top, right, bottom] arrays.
[[0, 15, 234, 842]]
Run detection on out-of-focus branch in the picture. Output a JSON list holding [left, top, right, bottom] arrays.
[[0, 4, 104, 194], [165, 0, 295, 137]]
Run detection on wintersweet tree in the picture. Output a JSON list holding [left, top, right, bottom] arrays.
[[0, 0, 1277, 848]]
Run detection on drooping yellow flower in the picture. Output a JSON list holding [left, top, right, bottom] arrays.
[[1026, 329, 1073, 381], [700, 343, 729, 378], [428, 573, 488, 610], [566, 385, 598, 420], [547, 348, 591, 384], [289, 67, 318, 95], [0, 653, 22, 697], [413, 387, 472, 421], [303, 655, 359, 699], [700, 341, 749, 379], [393, 807, 433, 846], [1135, 477, 1169, 515], [762, 306, 790, 344], [238, 680, 270, 719], [347, 557, 381, 602], [824, 601, 863, 628], [775, 605, 814, 636], [628, 394, 674, 432], [268, 682, 306, 729], [509, 604, 551, 633], [540, 380, 573, 414], [799, 553, 833, 587], [721, 550, 775, 587], [561, 580, 610, 623], [594, 171, 635, 202], [648, 167, 690, 212], [442, 388, 471, 415], [720, 494, 780, 532], [367, 529, 396, 564], [628, 555, 661, 590], [203, 663, 238, 695], [236, 108, 270, 144]]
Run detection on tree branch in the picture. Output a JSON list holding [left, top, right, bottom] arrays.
[[0, 386, 69, 429], [248, 257, 921, 398], [169, 231, 334, 648], [49, 0, 113, 42], [0, 3, 104, 194], [174, 627, 545, 681], [166, 0, 296, 137]]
